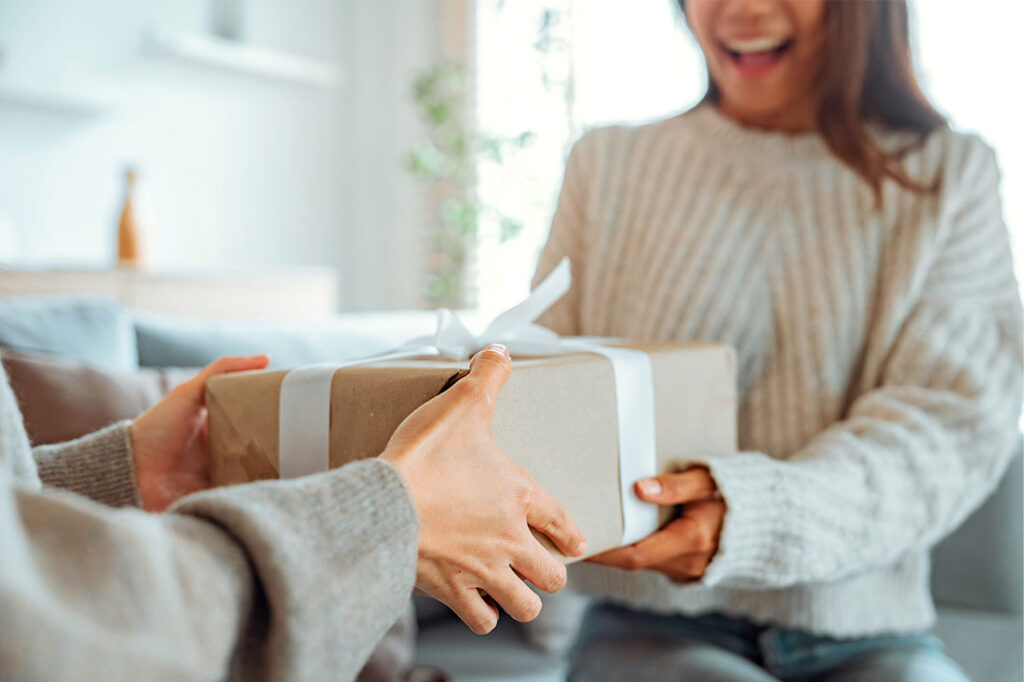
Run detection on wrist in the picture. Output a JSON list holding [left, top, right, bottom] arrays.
[[127, 419, 143, 477], [378, 447, 430, 551], [379, 443, 424, 491], [128, 419, 169, 512]]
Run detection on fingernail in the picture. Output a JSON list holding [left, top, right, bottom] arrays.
[[572, 538, 588, 556], [485, 343, 510, 359], [637, 478, 662, 497]]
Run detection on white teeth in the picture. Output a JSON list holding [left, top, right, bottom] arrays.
[[723, 37, 787, 54]]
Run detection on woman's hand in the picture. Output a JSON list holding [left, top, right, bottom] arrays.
[[131, 355, 270, 512], [587, 468, 725, 583], [381, 344, 588, 635]]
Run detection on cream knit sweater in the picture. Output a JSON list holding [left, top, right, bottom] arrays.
[[534, 103, 1023, 638]]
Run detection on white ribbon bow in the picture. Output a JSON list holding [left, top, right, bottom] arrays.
[[278, 258, 659, 546]]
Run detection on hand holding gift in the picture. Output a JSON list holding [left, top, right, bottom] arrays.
[[382, 344, 587, 634], [131, 354, 271, 511], [588, 467, 726, 583]]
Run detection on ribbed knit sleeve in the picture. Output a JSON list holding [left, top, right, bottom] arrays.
[[696, 142, 1023, 589], [2, 459, 418, 682], [33, 421, 143, 508], [533, 132, 596, 336], [2, 357, 419, 681], [172, 461, 419, 680]]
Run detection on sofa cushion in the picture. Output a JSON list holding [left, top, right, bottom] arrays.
[[0, 294, 138, 371], [1, 350, 194, 446], [134, 310, 442, 369], [931, 446, 1023, 615], [934, 605, 1023, 682]]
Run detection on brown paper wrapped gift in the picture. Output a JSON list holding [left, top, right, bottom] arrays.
[[206, 343, 736, 560]]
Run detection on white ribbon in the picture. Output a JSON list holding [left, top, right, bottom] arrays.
[[278, 258, 659, 545]]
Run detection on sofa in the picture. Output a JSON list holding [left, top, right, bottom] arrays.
[[1, 293, 1020, 681]]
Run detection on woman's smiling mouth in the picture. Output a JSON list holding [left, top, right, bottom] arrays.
[[719, 36, 795, 77]]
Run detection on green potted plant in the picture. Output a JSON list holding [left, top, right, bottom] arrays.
[[407, 61, 534, 308]]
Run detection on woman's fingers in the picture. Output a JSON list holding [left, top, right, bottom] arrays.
[[634, 467, 718, 504], [511, 535, 568, 593], [484, 572, 543, 623], [681, 499, 726, 551], [201, 354, 271, 381], [177, 355, 271, 404], [588, 496, 726, 573], [524, 484, 588, 558], [446, 589, 501, 635], [656, 553, 714, 584], [465, 344, 512, 402], [590, 469, 725, 572], [587, 517, 700, 569]]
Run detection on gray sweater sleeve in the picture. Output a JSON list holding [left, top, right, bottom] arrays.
[[2, 459, 418, 682], [1, 361, 419, 682], [1, 456, 415, 679], [32, 420, 143, 508]]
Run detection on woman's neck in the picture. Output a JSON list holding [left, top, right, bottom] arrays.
[[717, 98, 818, 134]]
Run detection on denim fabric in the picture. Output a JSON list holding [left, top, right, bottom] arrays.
[[568, 603, 970, 682]]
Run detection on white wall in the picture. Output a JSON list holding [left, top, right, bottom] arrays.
[[0, 0, 442, 310]]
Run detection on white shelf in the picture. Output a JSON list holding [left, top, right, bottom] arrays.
[[0, 81, 108, 115], [0, 267, 339, 318], [147, 32, 341, 89]]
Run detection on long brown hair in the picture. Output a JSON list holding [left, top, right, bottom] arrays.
[[681, 0, 947, 202]]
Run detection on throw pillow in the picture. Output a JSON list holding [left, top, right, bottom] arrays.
[[0, 295, 138, 371]]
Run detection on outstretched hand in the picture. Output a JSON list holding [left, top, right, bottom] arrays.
[[130, 355, 270, 512], [381, 344, 587, 634], [588, 467, 725, 583]]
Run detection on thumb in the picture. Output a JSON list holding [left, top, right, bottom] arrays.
[[180, 354, 271, 404], [199, 354, 272, 382], [634, 468, 718, 505], [466, 344, 512, 400]]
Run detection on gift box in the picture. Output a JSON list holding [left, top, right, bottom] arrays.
[[206, 342, 736, 561], [206, 258, 736, 560]]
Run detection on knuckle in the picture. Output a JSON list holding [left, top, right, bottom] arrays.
[[545, 503, 567, 531], [696, 526, 717, 552], [526, 555, 566, 592], [511, 594, 542, 622], [662, 478, 683, 498], [458, 379, 493, 409], [622, 550, 644, 572], [472, 614, 497, 635], [515, 483, 537, 511], [209, 358, 233, 374], [667, 519, 690, 537], [686, 555, 709, 578], [435, 582, 463, 606], [495, 533, 521, 559], [546, 564, 568, 592], [700, 478, 716, 498], [447, 379, 474, 403]]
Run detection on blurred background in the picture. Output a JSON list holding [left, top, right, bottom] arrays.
[[0, 0, 1019, 318]]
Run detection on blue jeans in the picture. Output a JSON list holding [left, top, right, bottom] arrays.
[[568, 604, 970, 682]]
